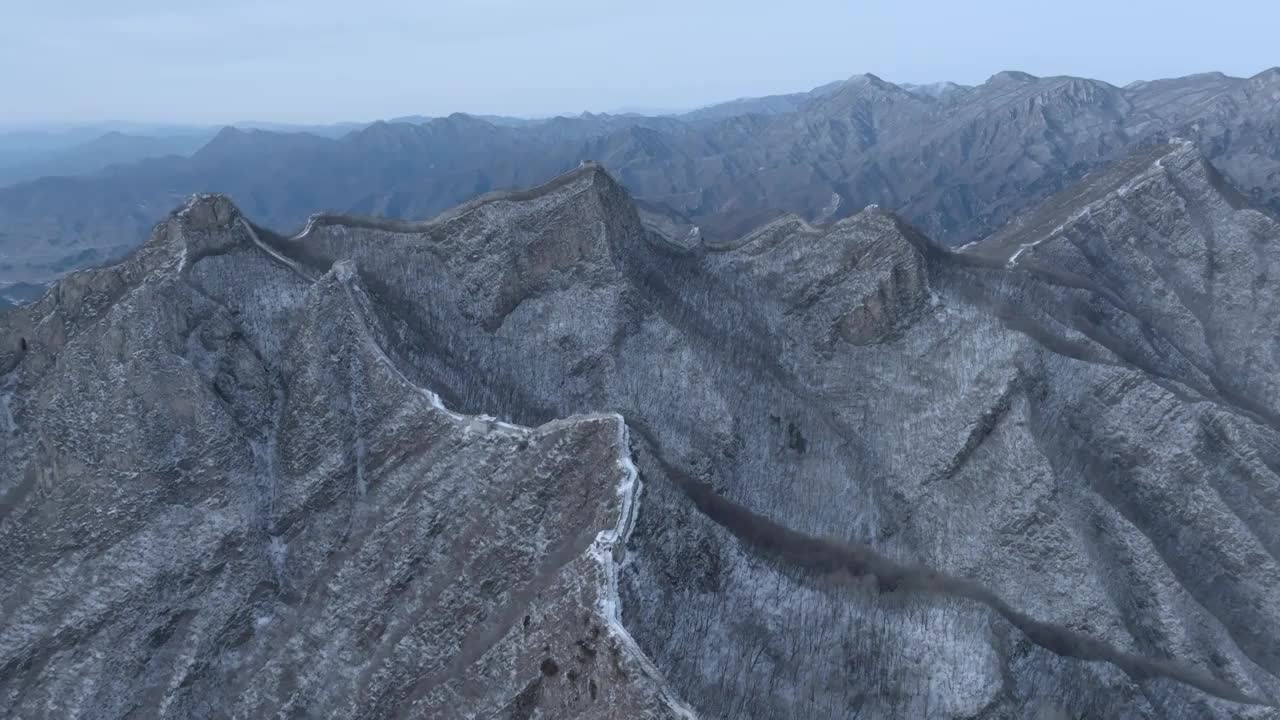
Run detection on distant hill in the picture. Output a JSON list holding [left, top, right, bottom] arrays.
[[677, 78, 846, 123], [0, 131, 214, 187], [0, 120, 371, 188]]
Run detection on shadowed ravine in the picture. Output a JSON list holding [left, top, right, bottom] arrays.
[[627, 421, 1277, 710]]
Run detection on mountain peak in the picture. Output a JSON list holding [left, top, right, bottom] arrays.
[[901, 81, 968, 99], [986, 70, 1039, 85], [201, 125, 245, 148], [1249, 66, 1280, 89], [837, 73, 919, 99], [193, 125, 314, 161], [847, 72, 893, 89], [443, 111, 495, 127], [811, 72, 916, 113], [164, 192, 269, 267], [175, 192, 242, 232]]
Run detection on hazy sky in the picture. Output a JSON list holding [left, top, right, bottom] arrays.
[[3, 0, 1278, 126]]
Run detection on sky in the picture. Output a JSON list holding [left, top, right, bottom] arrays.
[[2, 0, 1278, 126]]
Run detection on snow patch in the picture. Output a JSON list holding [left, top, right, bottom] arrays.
[[1007, 205, 1094, 268], [1005, 245, 1033, 266], [819, 193, 843, 219], [293, 214, 323, 241], [237, 218, 312, 281], [589, 417, 700, 719], [267, 535, 288, 584]]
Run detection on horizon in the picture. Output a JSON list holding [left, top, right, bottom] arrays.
[[4, 0, 1280, 126]]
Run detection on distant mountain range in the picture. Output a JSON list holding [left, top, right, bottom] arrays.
[[1, 68, 1277, 289], [0, 121, 378, 188], [0, 132, 214, 187]]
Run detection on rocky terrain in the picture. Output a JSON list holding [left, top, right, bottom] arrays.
[[2, 68, 1278, 289], [2, 142, 1279, 718]]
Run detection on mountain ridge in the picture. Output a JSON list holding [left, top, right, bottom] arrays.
[[4, 144, 1279, 716], [4, 68, 1280, 289]]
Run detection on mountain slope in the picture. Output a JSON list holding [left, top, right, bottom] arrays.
[[677, 78, 846, 123], [3, 148, 1278, 718]]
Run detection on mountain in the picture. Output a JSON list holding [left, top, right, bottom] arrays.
[[0, 121, 363, 183], [0, 129, 112, 169], [677, 78, 846, 123], [0, 124, 215, 165], [0, 174, 696, 719], [0, 115, 656, 287], [1, 68, 1278, 292], [3, 146, 1278, 718], [0, 131, 214, 188], [901, 80, 971, 98]]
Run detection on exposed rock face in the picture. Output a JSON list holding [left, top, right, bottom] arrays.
[[2, 149, 1279, 718]]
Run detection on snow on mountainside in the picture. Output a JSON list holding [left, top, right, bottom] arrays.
[[2, 149, 1279, 718]]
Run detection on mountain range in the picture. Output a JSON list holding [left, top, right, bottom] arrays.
[[3, 126, 1280, 718], [0, 132, 213, 187], [2, 68, 1278, 290]]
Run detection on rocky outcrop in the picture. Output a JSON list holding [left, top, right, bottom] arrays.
[[2, 150, 1279, 718]]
